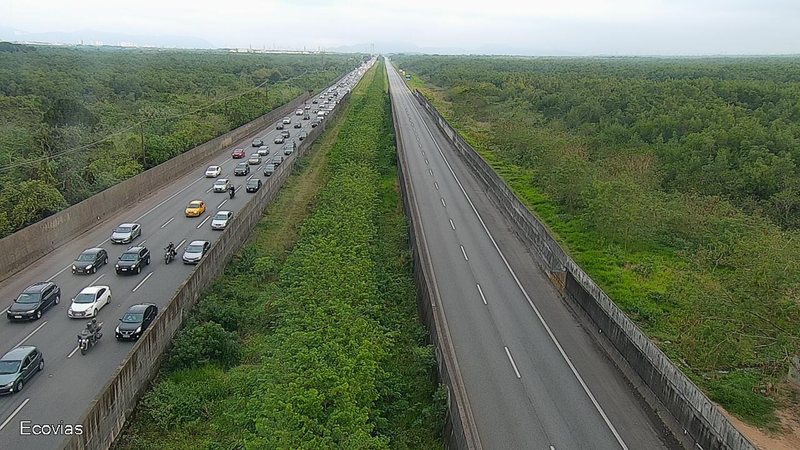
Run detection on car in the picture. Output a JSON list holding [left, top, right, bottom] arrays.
[[115, 304, 158, 341], [0, 346, 44, 394], [211, 211, 233, 230], [213, 178, 231, 193], [234, 162, 250, 176], [283, 141, 296, 155], [303, 115, 310, 120], [293, 122, 302, 129], [110, 222, 141, 244], [282, 117, 291, 125], [312, 99, 318, 104], [263, 164, 276, 177], [305, 105, 311, 110], [276, 123, 284, 130], [295, 109, 304, 116], [298, 131, 308, 141], [72, 247, 109, 274], [184, 200, 206, 217], [311, 121, 319, 128], [7, 282, 60, 321], [312, 109, 318, 114], [115, 246, 150, 275], [257, 146, 270, 156], [205, 165, 222, 178], [68, 285, 111, 319], [182, 240, 211, 264], [281, 130, 290, 138], [231, 148, 246, 159], [252, 138, 264, 147], [246, 178, 262, 192], [248, 154, 262, 165], [273, 136, 284, 144], [272, 156, 284, 167]]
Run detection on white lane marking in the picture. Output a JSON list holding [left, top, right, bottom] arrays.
[[197, 216, 211, 229], [441, 198, 447, 207], [450, 219, 456, 230], [160, 217, 175, 228], [131, 272, 153, 293], [0, 307, 7, 314], [477, 284, 488, 305], [205, 187, 213, 193], [425, 158, 429, 165], [140, 240, 147, 246], [135, 174, 207, 222], [551, 446, 556, 450], [247, 174, 254, 181], [16, 321, 47, 347], [177, 239, 187, 249], [429, 168, 433, 176], [460, 245, 469, 261], [217, 199, 228, 209], [235, 185, 243, 192], [89, 274, 105, 286], [413, 86, 629, 450], [505, 346, 522, 379], [0, 398, 29, 431], [46, 265, 70, 282], [434, 181, 439, 190], [67, 345, 80, 358], [422, 150, 426, 156]]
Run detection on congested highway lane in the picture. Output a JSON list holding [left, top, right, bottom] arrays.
[[0, 62, 371, 449]]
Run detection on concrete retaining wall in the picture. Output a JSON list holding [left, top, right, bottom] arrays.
[[0, 92, 311, 284], [411, 89, 756, 450], [391, 92, 480, 449], [62, 91, 350, 450]]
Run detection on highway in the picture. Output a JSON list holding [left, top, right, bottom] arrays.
[[0, 61, 371, 449], [386, 60, 673, 449]]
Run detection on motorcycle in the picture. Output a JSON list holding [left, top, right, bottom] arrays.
[[77, 325, 102, 355], [164, 247, 176, 264], [228, 187, 235, 199]]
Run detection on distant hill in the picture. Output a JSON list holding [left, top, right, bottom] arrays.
[[0, 27, 214, 48]]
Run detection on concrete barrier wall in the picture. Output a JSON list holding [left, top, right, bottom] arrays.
[[391, 93, 480, 449], [411, 90, 756, 450], [63, 91, 350, 450], [0, 92, 311, 283]]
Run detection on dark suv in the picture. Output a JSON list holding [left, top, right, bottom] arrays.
[[0, 346, 44, 394], [115, 246, 151, 275], [7, 282, 60, 321], [72, 247, 109, 275]]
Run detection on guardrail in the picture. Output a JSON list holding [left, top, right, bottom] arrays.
[[0, 92, 312, 284], [62, 88, 352, 450], [390, 90, 481, 449], [410, 89, 756, 450]]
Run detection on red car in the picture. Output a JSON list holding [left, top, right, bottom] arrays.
[[231, 148, 246, 159]]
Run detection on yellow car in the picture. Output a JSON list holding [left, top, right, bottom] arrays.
[[184, 200, 206, 217]]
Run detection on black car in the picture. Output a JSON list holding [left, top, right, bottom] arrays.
[[72, 247, 109, 274], [246, 179, 262, 192], [7, 282, 60, 321], [303, 115, 310, 120], [312, 99, 318, 104], [115, 303, 158, 341], [276, 123, 284, 130], [0, 346, 44, 394], [311, 121, 319, 128], [293, 122, 302, 129], [252, 138, 264, 147], [272, 156, 284, 167], [263, 164, 276, 177], [281, 130, 290, 138], [299, 131, 308, 141], [115, 246, 150, 275], [234, 162, 250, 176]]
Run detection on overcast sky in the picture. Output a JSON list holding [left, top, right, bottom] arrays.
[[2, 0, 800, 55]]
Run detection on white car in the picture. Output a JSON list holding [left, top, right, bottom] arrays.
[[211, 211, 233, 230], [248, 154, 262, 165], [257, 146, 270, 156], [282, 117, 291, 125], [295, 109, 304, 116], [182, 240, 210, 264], [205, 165, 221, 178], [68, 285, 111, 318], [213, 179, 231, 193]]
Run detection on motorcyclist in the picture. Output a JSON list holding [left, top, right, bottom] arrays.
[[228, 184, 235, 199], [165, 241, 176, 258]]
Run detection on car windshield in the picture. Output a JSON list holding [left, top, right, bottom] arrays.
[[0, 360, 21, 375], [247, 180, 258, 186], [120, 253, 138, 261], [207, 166, 218, 171], [121, 313, 143, 323], [77, 253, 95, 262], [115, 226, 131, 233], [74, 293, 96, 304], [187, 244, 204, 253], [188, 202, 202, 208], [237, 163, 247, 167], [16, 292, 41, 304], [214, 213, 228, 220]]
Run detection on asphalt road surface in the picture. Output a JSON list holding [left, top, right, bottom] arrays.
[[386, 60, 673, 450], [0, 61, 372, 449]]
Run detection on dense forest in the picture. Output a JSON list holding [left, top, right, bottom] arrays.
[[394, 55, 800, 428], [0, 43, 362, 237]]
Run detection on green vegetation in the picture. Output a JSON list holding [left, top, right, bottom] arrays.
[[116, 60, 444, 449], [0, 43, 363, 237], [394, 55, 800, 428]]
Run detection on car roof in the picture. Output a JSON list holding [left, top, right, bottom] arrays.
[[81, 247, 104, 254], [216, 178, 228, 182], [216, 210, 232, 215], [23, 282, 52, 293], [126, 303, 153, 314], [188, 240, 208, 246], [189, 199, 203, 203], [118, 222, 137, 227], [1, 346, 37, 360], [207, 165, 219, 169], [124, 246, 145, 253], [79, 285, 109, 295]]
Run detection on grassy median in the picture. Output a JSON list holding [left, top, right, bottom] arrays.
[[115, 60, 445, 449]]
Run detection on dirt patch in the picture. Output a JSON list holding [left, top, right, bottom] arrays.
[[722, 407, 800, 450]]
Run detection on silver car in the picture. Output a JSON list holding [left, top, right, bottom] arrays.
[[257, 146, 270, 156], [248, 154, 262, 165], [213, 179, 231, 193], [110, 223, 141, 244], [182, 240, 210, 264], [210, 211, 233, 230]]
